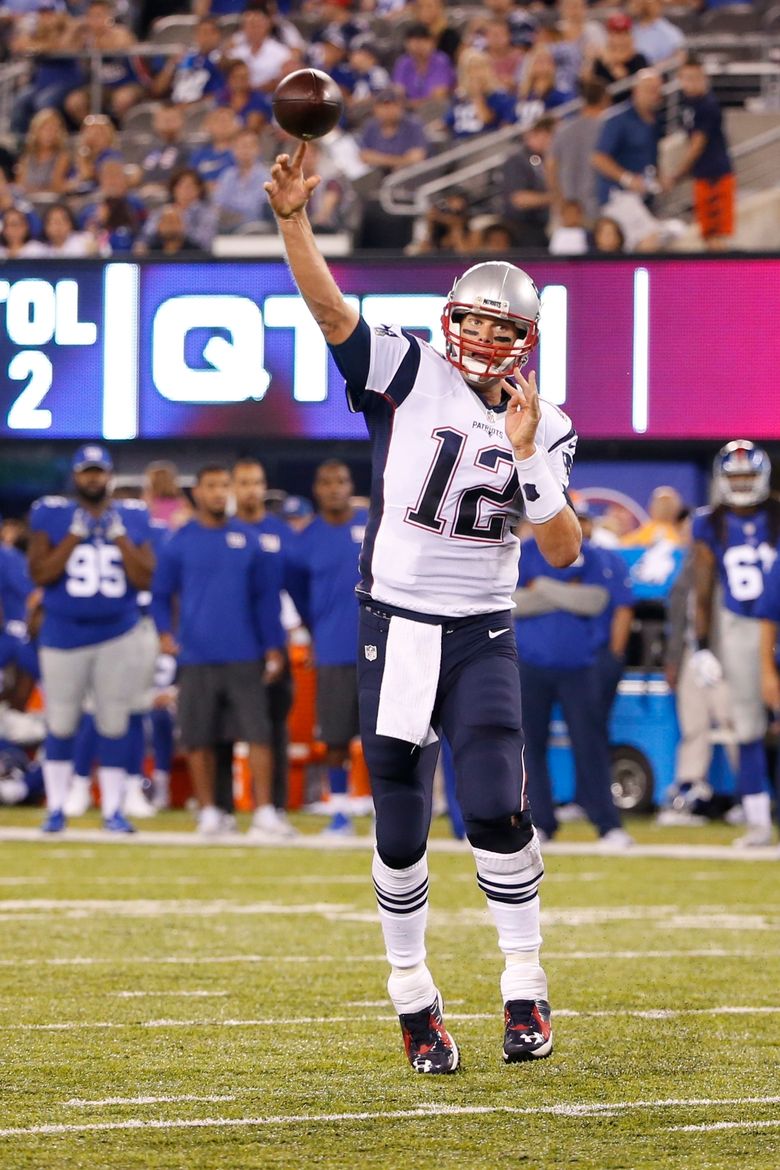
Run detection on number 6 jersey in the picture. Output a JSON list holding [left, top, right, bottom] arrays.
[[330, 318, 578, 617], [29, 497, 152, 648], [692, 505, 778, 617]]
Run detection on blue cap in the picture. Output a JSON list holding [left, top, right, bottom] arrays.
[[281, 495, 313, 520], [72, 443, 113, 473]]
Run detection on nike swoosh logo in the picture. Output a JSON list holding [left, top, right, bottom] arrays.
[[488, 629, 510, 639]]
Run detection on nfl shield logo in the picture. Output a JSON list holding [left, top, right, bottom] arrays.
[[364, 644, 377, 662]]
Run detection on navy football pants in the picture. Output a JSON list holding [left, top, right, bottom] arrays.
[[357, 603, 533, 868]]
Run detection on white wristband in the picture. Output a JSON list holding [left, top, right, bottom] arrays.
[[514, 447, 567, 524]]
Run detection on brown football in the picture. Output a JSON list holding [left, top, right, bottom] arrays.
[[271, 69, 344, 141]]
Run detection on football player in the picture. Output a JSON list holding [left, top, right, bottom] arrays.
[[691, 441, 779, 847], [27, 445, 156, 833], [265, 144, 580, 1073]]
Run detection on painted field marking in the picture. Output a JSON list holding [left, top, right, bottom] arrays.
[[114, 991, 229, 999], [667, 1120, 780, 1132], [64, 1094, 237, 1108], [3, 1005, 780, 1032], [2, 1096, 780, 1139]]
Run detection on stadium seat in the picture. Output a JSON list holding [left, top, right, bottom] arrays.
[[149, 14, 198, 46]]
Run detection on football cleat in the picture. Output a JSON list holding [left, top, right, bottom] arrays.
[[122, 778, 157, 819], [64, 777, 93, 818], [102, 811, 136, 834], [399, 995, 459, 1074], [733, 827, 773, 849], [321, 811, 354, 837], [503, 999, 553, 1063], [41, 809, 66, 834]]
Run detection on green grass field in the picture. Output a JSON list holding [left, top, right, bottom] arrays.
[[0, 809, 778, 1170]]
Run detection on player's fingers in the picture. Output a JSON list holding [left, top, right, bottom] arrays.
[[292, 141, 307, 169], [304, 175, 321, 193]]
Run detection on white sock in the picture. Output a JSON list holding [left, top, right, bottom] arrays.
[[743, 792, 771, 830], [43, 760, 72, 812], [501, 951, 549, 1003], [98, 767, 125, 818], [372, 849, 428, 968], [387, 961, 437, 1015]]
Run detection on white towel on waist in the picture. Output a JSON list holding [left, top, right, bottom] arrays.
[[376, 615, 442, 747]]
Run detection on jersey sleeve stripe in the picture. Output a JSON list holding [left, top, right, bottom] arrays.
[[547, 424, 578, 453], [384, 331, 421, 408]]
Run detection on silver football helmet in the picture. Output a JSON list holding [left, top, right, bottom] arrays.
[[441, 261, 541, 385], [713, 440, 771, 508]]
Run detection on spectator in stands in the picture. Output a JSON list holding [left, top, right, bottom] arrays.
[[307, 26, 351, 88], [588, 14, 648, 98], [10, 4, 82, 135], [79, 158, 146, 253], [412, 188, 476, 253], [0, 207, 47, 258], [443, 49, 513, 140], [15, 107, 70, 196], [548, 78, 610, 228], [621, 486, 685, 547], [358, 86, 429, 174], [42, 202, 97, 256], [481, 17, 524, 93], [591, 68, 669, 251], [153, 16, 225, 105], [137, 104, 189, 200], [665, 54, 735, 251], [217, 58, 272, 132], [212, 127, 271, 231], [340, 38, 391, 124], [63, 113, 121, 196], [591, 214, 625, 252], [286, 460, 367, 838], [151, 463, 287, 840], [410, 0, 461, 62], [549, 0, 607, 97], [0, 172, 38, 236], [473, 216, 517, 251], [301, 140, 354, 233], [143, 203, 210, 256], [140, 167, 218, 252], [224, 1, 294, 92], [190, 106, 238, 186], [143, 461, 191, 530], [467, 0, 536, 54], [194, 0, 247, 13], [391, 22, 456, 109], [514, 46, 574, 128], [548, 198, 588, 254], [63, 0, 143, 125], [629, 0, 686, 66], [500, 115, 555, 250]]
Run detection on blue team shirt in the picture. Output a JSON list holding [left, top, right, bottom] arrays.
[[755, 557, 780, 663], [0, 545, 33, 631], [151, 518, 284, 665], [692, 506, 778, 618], [29, 497, 153, 650], [515, 538, 628, 669], [286, 510, 367, 666], [589, 547, 635, 652], [681, 93, 732, 180], [594, 105, 660, 206]]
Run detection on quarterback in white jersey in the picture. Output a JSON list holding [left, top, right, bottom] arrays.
[[266, 144, 581, 1076]]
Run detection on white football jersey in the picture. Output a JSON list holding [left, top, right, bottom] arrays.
[[335, 320, 577, 617]]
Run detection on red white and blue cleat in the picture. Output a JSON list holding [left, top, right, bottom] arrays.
[[398, 994, 460, 1074], [503, 999, 553, 1062]]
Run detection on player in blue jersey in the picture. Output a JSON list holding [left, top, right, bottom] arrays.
[[151, 464, 287, 840], [692, 441, 780, 847], [232, 457, 297, 835], [286, 460, 367, 837], [27, 444, 156, 834], [267, 144, 581, 1073]]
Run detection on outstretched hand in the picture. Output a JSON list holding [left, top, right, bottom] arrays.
[[264, 142, 321, 220], [504, 369, 541, 460]]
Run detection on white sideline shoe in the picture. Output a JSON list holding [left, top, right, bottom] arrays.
[[248, 805, 299, 842], [64, 777, 92, 818], [598, 828, 634, 850], [122, 777, 156, 819]]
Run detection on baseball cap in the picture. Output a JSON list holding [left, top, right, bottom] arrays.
[[607, 13, 633, 31], [281, 495, 313, 520], [72, 443, 113, 473]]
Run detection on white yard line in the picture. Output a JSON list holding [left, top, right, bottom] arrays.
[[0, 826, 777, 861], [113, 991, 229, 999], [64, 1094, 237, 1107], [2, 1097, 780, 1139], [0, 954, 387, 968], [667, 1120, 780, 1132], [3, 1005, 780, 1031]]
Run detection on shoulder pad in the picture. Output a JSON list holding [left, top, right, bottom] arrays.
[[33, 495, 69, 509], [118, 499, 149, 512]]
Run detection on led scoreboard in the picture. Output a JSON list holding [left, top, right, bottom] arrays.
[[0, 258, 777, 442]]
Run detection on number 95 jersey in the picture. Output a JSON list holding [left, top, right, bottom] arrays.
[[29, 497, 152, 649], [330, 319, 577, 617]]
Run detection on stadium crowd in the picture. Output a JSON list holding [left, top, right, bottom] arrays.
[[0, 442, 778, 850], [0, 0, 746, 254]]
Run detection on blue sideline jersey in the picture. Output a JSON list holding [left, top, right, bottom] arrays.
[[692, 506, 778, 618], [151, 519, 284, 665], [0, 545, 33, 630], [755, 556, 780, 663], [515, 538, 618, 669], [286, 509, 367, 666], [136, 518, 171, 616], [29, 497, 152, 650], [589, 546, 635, 651]]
